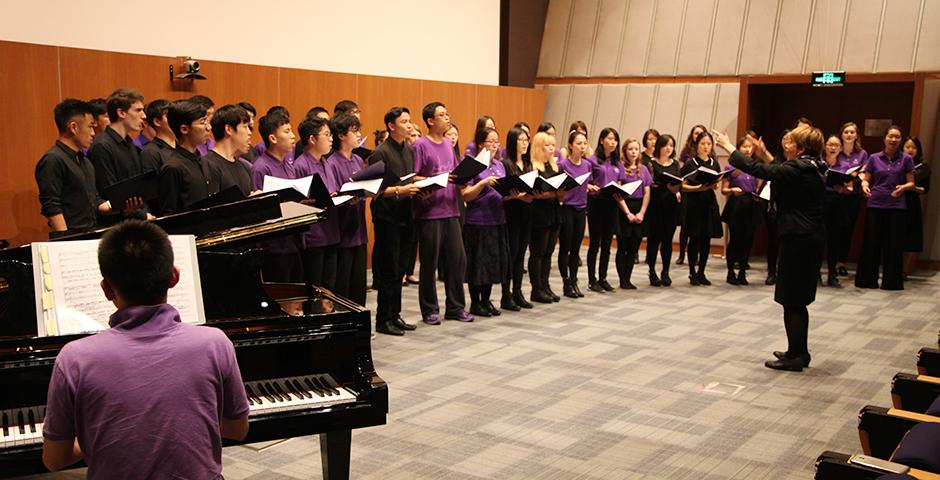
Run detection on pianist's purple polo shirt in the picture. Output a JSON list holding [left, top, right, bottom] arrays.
[[865, 150, 914, 209], [622, 164, 653, 200], [464, 159, 506, 226], [412, 136, 460, 220], [251, 151, 302, 254], [328, 150, 367, 248], [295, 151, 341, 248], [558, 156, 592, 209], [43, 304, 248, 480]]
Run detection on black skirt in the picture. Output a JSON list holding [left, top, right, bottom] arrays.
[[683, 190, 722, 238], [821, 191, 848, 229], [903, 191, 923, 252], [463, 223, 510, 285], [721, 194, 764, 226], [775, 232, 824, 307]]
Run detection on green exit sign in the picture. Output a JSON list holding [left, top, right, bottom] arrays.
[[811, 71, 846, 87]]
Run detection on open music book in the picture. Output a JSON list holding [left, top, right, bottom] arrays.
[[31, 235, 206, 337]]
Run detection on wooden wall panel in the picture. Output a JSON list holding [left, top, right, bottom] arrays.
[[567, 85, 600, 133], [58, 48, 182, 102], [594, 85, 627, 136], [645, 0, 685, 76], [738, 0, 777, 75], [706, 0, 747, 75], [615, 0, 655, 76], [915, 1, 940, 71], [542, 85, 572, 137], [562, 0, 600, 77], [621, 85, 656, 142], [418, 81, 476, 140], [476, 85, 527, 139], [537, 0, 572, 78], [675, 0, 716, 77], [651, 84, 686, 137], [356, 75, 423, 143], [840, 1, 881, 72], [523, 87, 548, 132], [0, 42, 60, 245]]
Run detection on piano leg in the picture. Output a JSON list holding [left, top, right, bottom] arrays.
[[319, 429, 351, 480]]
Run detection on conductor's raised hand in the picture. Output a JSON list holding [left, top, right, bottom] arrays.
[[711, 130, 734, 154]]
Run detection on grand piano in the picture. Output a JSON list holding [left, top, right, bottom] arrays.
[[0, 193, 388, 479]]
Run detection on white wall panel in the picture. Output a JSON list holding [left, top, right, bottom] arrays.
[[568, 85, 602, 131], [840, 0, 882, 72], [770, 0, 813, 74], [646, 0, 687, 76], [713, 83, 741, 136], [682, 84, 720, 137], [805, 0, 848, 72], [537, 0, 574, 78], [616, 0, 656, 76], [589, 0, 629, 76], [543, 85, 574, 137], [875, 0, 920, 72], [676, 0, 717, 76], [651, 84, 688, 135], [707, 0, 748, 75], [914, 0, 940, 71], [563, 0, 602, 77], [739, 0, 779, 74], [594, 85, 628, 134], [621, 85, 658, 141]]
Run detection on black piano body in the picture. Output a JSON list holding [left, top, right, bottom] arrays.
[[0, 196, 387, 479]]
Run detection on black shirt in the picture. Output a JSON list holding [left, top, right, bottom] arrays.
[[368, 137, 414, 225], [729, 150, 824, 236], [158, 146, 220, 216], [35, 141, 104, 233], [87, 126, 145, 193], [204, 150, 253, 196], [139, 137, 176, 175]]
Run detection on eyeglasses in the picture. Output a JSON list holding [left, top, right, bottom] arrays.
[[434, 111, 450, 119]]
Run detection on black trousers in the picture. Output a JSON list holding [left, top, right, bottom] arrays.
[[855, 208, 905, 290], [335, 244, 367, 306], [616, 229, 643, 285], [726, 220, 755, 273], [587, 197, 616, 283], [557, 206, 586, 280], [302, 245, 337, 290], [646, 222, 676, 275], [416, 217, 466, 316], [373, 220, 415, 324], [529, 223, 559, 291], [839, 194, 862, 263], [687, 236, 711, 276], [506, 209, 532, 295]]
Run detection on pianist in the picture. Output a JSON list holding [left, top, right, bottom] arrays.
[[42, 220, 249, 478]]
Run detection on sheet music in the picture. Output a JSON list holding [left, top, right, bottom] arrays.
[[623, 179, 644, 195], [32, 235, 206, 337], [263, 175, 312, 196]]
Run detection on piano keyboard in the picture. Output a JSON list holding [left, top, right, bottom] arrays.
[[1, 406, 45, 449], [245, 375, 357, 415]]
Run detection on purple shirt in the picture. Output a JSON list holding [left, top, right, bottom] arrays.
[[836, 149, 868, 195], [558, 156, 593, 209], [133, 134, 151, 151], [865, 150, 914, 209], [589, 154, 627, 189], [196, 138, 217, 157], [622, 164, 653, 199], [251, 151, 302, 254], [724, 163, 759, 193], [412, 136, 461, 220], [253, 142, 293, 162], [465, 159, 507, 226], [295, 152, 341, 247], [43, 304, 248, 480], [328, 151, 368, 247]]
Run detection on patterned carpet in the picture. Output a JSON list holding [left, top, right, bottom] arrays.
[[24, 256, 940, 479]]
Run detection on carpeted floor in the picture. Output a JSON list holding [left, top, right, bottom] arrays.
[[23, 256, 939, 479]]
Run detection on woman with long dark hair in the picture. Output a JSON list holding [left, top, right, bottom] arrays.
[[501, 126, 534, 309], [714, 125, 826, 372], [641, 128, 660, 168], [676, 124, 708, 265], [902, 136, 931, 271], [855, 126, 915, 290], [646, 134, 681, 286], [820, 134, 850, 287], [557, 130, 591, 298], [586, 127, 623, 293], [680, 131, 722, 285]]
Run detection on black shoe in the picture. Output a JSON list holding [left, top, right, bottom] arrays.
[[765, 274, 776, 285], [772, 350, 811, 367], [500, 295, 521, 312], [545, 284, 560, 302], [764, 356, 805, 372], [649, 271, 661, 287], [689, 274, 700, 286], [837, 266, 848, 277], [826, 276, 841, 287], [660, 272, 672, 286], [619, 281, 637, 290], [737, 270, 748, 285], [563, 279, 578, 298], [902, 272, 909, 281], [588, 281, 606, 293], [855, 281, 879, 289], [698, 274, 711, 286], [376, 322, 404, 336], [469, 303, 491, 317], [598, 279, 615, 292], [676, 254, 685, 265], [572, 281, 585, 297], [484, 300, 501, 316], [726, 271, 740, 285], [514, 291, 533, 309], [531, 289, 554, 304], [393, 317, 417, 331]]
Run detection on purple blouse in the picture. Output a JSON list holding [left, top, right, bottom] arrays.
[[836, 149, 868, 195], [622, 164, 653, 199], [558, 157, 593, 209], [328, 151, 368, 247], [589, 154, 627, 189], [865, 150, 914, 209], [723, 163, 760, 193], [464, 160, 507, 226], [251, 152, 301, 254], [412, 136, 460, 220], [295, 152, 340, 247], [195, 138, 216, 157]]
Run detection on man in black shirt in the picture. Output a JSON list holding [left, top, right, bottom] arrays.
[[87, 88, 147, 193], [237, 102, 259, 163], [157, 100, 220, 216], [205, 104, 254, 196], [88, 98, 109, 138], [140, 99, 176, 174], [35, 99, 135, 237], [370, 107, 421, 335]]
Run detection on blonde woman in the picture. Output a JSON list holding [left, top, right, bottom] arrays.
[[528, 131, 564, 303]]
